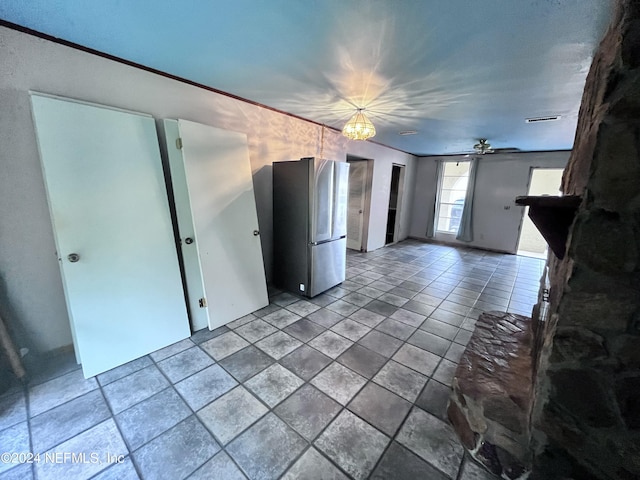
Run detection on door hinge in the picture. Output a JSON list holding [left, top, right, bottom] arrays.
[[198, 297, 207, 308], [176, 137, 183, 150]]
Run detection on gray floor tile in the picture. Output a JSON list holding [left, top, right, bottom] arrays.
[[439, 300, 472, 317], [326, 286, 350, 299], [342, 292, 375, 307], [252, 304, 281, 318], [189, 451, 247, 480], [275, 384, 341, 441], [133, 416, 219, 480], [157, 347, 215, 383], [337, 344, 387, 379], [308, 293, 337, 307], [29, 369, 98, 417], [357, 330, 403, 358], [388, 286, 417, 299], [419, 318, 460, 340], [0, 421, 30, 475], [116, 387, 190, 451], [364, 299, 398, 317], [433, 358, 458, 386], [256, 331, 303, 360], [310, 362, 366, 405], [326, 299, 360, 317], [197, 386, 268, 445], [0, 464, 33, 480], [227, 413, 306, 480], [330, 318, 371, 341], [279, 345, 332, 381], [430, 308, 465, 327], [150, 338, 195, 362], [102, 365, 169, 414], [416, 379, 451, 421], [413, 292, 445, 307], [309, 331, 354, 358], [308, 308, 344, 328], [375, 318, 416, 341], [401, 300, 436, 317], [36, 419, 127, 480], [397, 407, 464, 479], [262, 309, 302, 329], [398, 280, 425, 292], [390, 309, 426, 328], [408, 329, 452, 356], [371, 441, 449, 480], [454, 328, 473, 346], [31, 389, 111, 452], [368, 280, 395, 292], [348, 382, 411, 436], [315, 410, 390, 480], [283, 318, 326, 342], [357, 286, 385, 299], [349, 308, 386, 328], [218, 346, 274, 382], [392, 343, 440, 376], [245, 364, 304, 407], [272, 292, 301, 307], [234, 319, 278, 343], [378, 292, 409, 307], [97, 356, 153, 386], [0, 391, 26, 431], [91, 457, 139, 480], [201, 331, 250, 360], [174, 364, 237, 411], [373, 360, 428, 402], [286, 300, 321, 316], [190, 325, 230, 345], [445, 342, 467, 363], [282, 447, 349, 480], [227, 313, 259, 329]]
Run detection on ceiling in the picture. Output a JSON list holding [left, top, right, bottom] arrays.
[[0, 0, 613, 156]]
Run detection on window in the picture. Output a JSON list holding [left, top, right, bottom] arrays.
[[436, 161, 470, 234]]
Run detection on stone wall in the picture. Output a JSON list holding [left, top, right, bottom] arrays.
[[530, 1, 640, 478]]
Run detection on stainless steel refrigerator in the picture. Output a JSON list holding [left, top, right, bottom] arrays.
[[273, 157, 349, 297]]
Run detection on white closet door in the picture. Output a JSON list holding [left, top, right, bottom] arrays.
[[347, 160, 367, 250], [175, 119, 268, 329], [163, 120, 210, 331], [31, 94, 190, 378]]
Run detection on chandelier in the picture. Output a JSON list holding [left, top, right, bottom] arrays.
[[342, 108, 376, 141]]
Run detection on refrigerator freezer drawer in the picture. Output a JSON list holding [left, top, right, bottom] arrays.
[[309, 238, 347, 297]]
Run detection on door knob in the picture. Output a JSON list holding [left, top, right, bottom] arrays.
[[253, 230, 260, 236], [67, 253, 80, 263], [185, 237, 194, 245]]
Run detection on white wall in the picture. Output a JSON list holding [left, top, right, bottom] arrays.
[[409, 151, 570, 252], [0, 27, 415, 354]]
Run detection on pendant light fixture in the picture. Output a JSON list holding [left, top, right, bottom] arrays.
[[342, 108, 376, 141]]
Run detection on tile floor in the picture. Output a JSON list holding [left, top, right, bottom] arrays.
[[0, 240, 544, 480]]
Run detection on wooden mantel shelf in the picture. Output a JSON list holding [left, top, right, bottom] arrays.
[[515, 195, 582, 259]]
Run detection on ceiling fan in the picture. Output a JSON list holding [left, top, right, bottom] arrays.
[[472, 138, 520, 155]]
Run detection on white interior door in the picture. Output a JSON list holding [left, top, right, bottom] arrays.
[[163, 120, 210, 331], [176, 119, 268, 329], [347, 160, 367, 250], [31, 93, 190, 378]]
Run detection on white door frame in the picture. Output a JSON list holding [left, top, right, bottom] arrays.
[[346, 156, 373, 251]]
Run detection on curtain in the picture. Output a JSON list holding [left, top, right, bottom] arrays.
[[426, 159, 443, 237], [456, 157, 478, 242]]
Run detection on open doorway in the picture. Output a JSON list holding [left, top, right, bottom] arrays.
[[346, 156, 373, 251], [386, 164, 405, 245], [517, 168, 564, 258]]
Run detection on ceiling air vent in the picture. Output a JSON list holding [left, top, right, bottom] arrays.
[[525, 115, 561, 123], [399, 130, 418, 136]]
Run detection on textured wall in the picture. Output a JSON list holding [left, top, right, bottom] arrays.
[[0, 27, 415, 356], [531, 1, 640, 478]]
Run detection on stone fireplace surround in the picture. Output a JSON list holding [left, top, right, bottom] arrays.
[[448, 2, 640, 478]]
